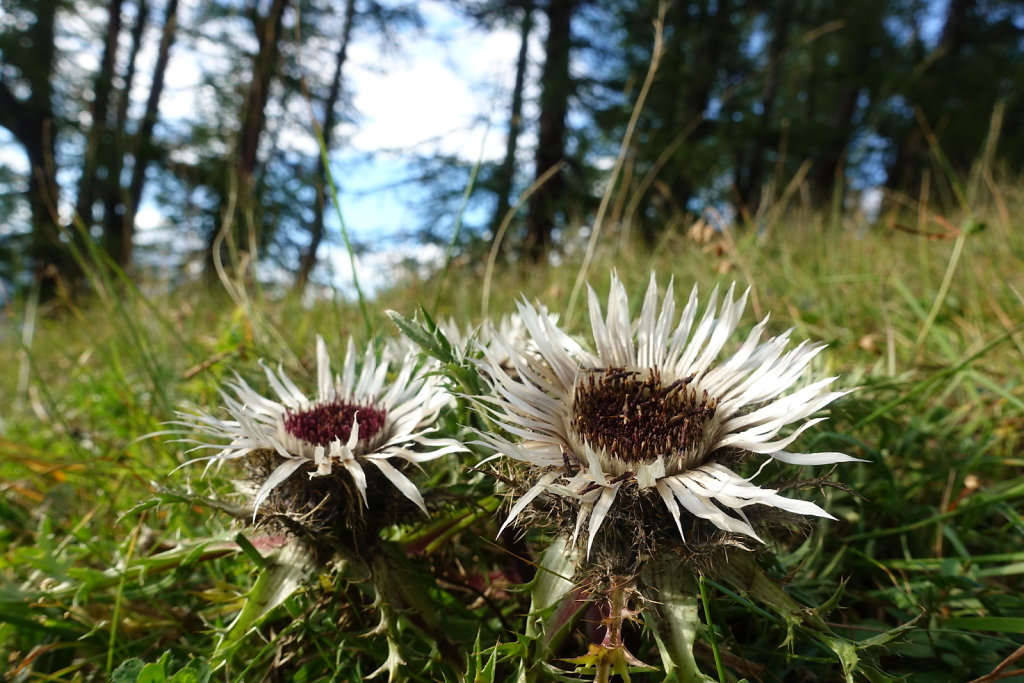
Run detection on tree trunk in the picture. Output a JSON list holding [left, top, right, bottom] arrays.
[[123, 0, 178, 267], [0, 0, 70, 295], [295, 0, 357, 294], [207, 0, 290, 277], [937, 0, 971, 53], [75, 0, 125, 234], [634, 0, 727, 245], [238, 0, 289, 180], [24, 109, 65, 291], [524, 0, 575, 262], [887, 0, 972, 191], [103, 0, 150, 267], [808, 82, 860, 205], [488, 1, 534, 255], [808, 3, 882, 206], [736, 3, 790, 216]]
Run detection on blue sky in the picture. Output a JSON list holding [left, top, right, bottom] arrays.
[[156, 0, 536, 291], [0, 0, 538, 293]]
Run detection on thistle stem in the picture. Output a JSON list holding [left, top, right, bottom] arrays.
[[595, 578, 629, 683], [698, 575, 727, 682], [640, 557, 714, 682], [521, 537, 586, 681]]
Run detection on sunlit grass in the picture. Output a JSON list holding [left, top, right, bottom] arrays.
[[1, 176, 1023, 681]]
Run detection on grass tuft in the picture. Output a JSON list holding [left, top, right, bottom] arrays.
[[2, 175, 1023, 681]]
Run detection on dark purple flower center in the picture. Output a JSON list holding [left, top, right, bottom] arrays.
[[283, 400, 388, 447], [571, 369, 716, 464]]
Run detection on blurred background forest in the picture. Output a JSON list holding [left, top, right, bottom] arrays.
[[1, 0, 1022, 302]]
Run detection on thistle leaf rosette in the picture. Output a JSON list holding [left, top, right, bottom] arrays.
[[175, 336, 464, 520], [476, 273, 861, 562]]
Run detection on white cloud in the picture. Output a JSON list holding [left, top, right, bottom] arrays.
[[344, 3, 532, 162]]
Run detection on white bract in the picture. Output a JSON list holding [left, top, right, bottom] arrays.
[[476, 273, 860, 557], [176, 337, 463, 515], [435, 310, 578, 367]]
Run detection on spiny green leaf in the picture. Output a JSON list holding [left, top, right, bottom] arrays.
[[111, 658, 146, 683], [386, 308, 455, 364]]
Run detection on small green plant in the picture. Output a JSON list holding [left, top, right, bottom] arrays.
[[112, 653, 211, 683]]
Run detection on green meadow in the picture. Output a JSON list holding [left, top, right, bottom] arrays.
[[2, 178, 1023, 682]]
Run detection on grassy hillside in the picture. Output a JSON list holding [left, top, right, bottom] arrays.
[[2, 180, 1022, 681]]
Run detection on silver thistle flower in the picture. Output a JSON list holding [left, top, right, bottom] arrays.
[[476, 273, 861, 558], [443, 310, 577, 366], [175, 336, 464, 516]]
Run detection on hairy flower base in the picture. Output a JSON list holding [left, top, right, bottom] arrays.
[[506, 468, 813, 575], [246, 450, 426, 561]]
